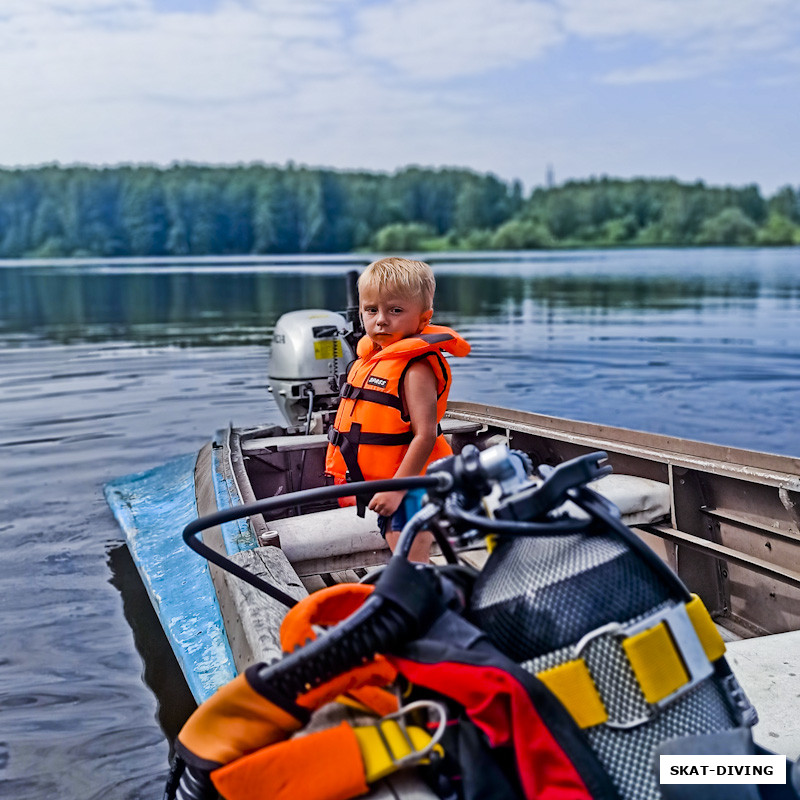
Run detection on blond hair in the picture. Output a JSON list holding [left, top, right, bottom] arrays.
[[358, 257, 436, 310]]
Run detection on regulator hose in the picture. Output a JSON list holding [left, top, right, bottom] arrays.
[[443, 493, 593, 537], [182, 473, 453, 608], [256, 555, 446, 699]]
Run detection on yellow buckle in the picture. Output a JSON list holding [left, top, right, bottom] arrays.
[[353, 700, 447, 783], [537, 658, 608, 728], [541, 596, 726, 731]]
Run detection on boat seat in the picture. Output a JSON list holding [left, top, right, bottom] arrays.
[[268, 506, 389, 577], [590, 474, 671, 525], [242, 433, 329, 453]]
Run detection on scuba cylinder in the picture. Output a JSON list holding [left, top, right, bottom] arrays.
[[465, 461, 755, 800], [168, 444, 791, 800]]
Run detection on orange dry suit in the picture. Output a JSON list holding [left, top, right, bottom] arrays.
[[324, 324, 470, 490]]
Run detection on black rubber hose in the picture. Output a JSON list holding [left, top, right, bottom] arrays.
[[254, 556, 443, 699], [430, 522, 459, 564], [443, 494, 593, 536], [255, 593, 407, 698], [182, 473, 453, 608], [170, 761, 217, 800], [295, 387, 315, 515], [395, 502, 444, 560]]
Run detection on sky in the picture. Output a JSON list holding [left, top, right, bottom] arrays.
[[1, 0, 798, 196]]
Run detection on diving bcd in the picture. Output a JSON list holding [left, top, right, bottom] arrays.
[[168, 444, 794, 800]]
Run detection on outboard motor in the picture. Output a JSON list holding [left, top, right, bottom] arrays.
[[267, 309, 355, 430]]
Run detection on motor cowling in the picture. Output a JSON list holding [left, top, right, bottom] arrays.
[[268, 309, 355, 429]]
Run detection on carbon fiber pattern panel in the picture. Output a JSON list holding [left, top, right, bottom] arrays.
[[469, 534, 671, 660], [586, 681, 736, 800], [470, 531, 738, 800]]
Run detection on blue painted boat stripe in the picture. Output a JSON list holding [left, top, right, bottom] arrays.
[[104, 454, 237, 703], [210, 431, 259, 554]]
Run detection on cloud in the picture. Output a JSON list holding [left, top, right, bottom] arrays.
[[0, 0, 797, 194], [349, 0, 800, 87], [352, 0, 563, 80], [0, 1, 354, 113], [559, 0, 792, 41], [559, 0, 800, 82]]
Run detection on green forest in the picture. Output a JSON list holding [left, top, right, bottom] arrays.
[[0, 163, 798, 258]]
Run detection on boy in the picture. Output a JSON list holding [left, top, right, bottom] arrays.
[[325, 257, 470, 561]]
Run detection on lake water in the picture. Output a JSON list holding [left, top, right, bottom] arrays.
[[1, 247, 799, 798]]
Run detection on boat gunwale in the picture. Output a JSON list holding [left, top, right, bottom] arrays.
[[446, 401, 800, 489]]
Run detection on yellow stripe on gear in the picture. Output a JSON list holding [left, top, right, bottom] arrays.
[[537, 659, 608, 728], [622, 622, 689, 704], [686, 594, 726, 662]]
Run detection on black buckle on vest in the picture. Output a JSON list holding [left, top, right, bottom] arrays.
[[340, 382, 357, 400], [328, 428, 344, 447]]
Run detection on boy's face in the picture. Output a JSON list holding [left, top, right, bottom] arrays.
[[360, 286, 433, 348]]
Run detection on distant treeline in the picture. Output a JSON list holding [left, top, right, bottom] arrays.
[[0, 163, 798, 258]]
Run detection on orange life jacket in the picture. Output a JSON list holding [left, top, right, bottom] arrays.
[[324, 325, 470, 485]]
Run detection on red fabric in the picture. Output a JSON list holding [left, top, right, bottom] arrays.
[[390, 657, 593, 800]]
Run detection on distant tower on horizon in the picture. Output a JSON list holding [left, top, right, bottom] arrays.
[[546, 163, 555, 189]]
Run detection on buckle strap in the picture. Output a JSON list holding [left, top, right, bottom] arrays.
[[352, 700, 447, 783], [329, 426, 414, 447], [537, 659, 609, 729], [340, 382, 403, 411], [537, 595, 727, 730], [685, 593, 726, 662]]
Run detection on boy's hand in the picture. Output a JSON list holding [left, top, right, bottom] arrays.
[[368, 490, 406, 518]]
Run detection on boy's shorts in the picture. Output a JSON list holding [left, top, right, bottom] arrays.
[[376, 488, 428, 538]]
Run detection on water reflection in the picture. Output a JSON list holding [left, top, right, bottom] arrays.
[[0, 268, 354, 345], [107, 545, 196, 750], [2, 249, 798, 347]]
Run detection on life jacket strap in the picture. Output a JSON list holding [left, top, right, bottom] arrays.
[[328, 424, 416, 518], [328, 424, 369, 516], [328, 427, 415, 448], [340, 382, 404, 411], [536, 595, 729, 730]]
